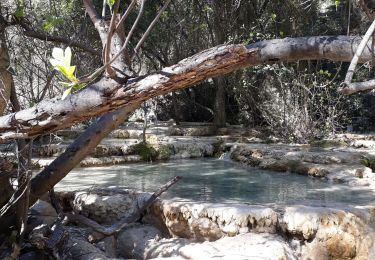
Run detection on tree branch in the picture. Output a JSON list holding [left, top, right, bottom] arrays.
[[0, 36, 374, 140], [83, 0, 101, 25], [133, 0, 172, 56], [115, 0, 137, 32], [339, 79, 375, 94], [19, 21, 99, 55], [343, 18, 375, 84]]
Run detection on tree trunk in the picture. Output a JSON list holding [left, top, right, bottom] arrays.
[[0, 24, 12, 115], [212, 1, 227, 127], [0, 36, 372, 140], [213, 77, 226, 127]]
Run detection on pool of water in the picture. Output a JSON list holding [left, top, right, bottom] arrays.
[[56, 158, 375, 206]]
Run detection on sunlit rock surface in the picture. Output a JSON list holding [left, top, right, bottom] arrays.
[[230, 143, 375, 189], [281, 205, 375, 259], [145, 200, 278, 241], [54, 189, 375, 259], [59, 189, 151, 224], [117, 225, 296, 260]]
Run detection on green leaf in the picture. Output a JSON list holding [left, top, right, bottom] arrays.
[[107, 0, 116, 9], [61, 87, 73, 100], [43, 21, 52, 32], [42, 16, 64, 32]]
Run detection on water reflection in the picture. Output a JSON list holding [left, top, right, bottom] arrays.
[[56, 159, 375, 206]]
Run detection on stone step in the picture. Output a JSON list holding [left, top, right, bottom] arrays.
[[32, 155, 142, 169], [33, 139, 139, 157]]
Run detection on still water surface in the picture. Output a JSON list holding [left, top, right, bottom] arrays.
[[56, 158, 375, 206]]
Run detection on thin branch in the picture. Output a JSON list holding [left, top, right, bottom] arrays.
[[133, 0, 172, 57], [339, 18, 375, 94], [343, 18, 375, 84], [115, 0, 137, 32], [102, 0, 107, 17], [83, 0, 101, 25], [38, 70, 56, 102], [104, 0, 121, 76], [79, 0, 145, 83], [19, 21, 99, 55]]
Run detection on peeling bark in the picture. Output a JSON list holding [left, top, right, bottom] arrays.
[[0, 36, 373, 140]]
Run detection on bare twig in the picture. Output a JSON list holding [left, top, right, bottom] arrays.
[[101, 0, 107, 17], [18, 20, 99, 55], [38, 70, 56, 102], [115, 0, 137, 32], [79, 0, 145, 83], [133, 0, 172, 57]]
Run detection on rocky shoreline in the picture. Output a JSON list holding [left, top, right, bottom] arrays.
[[6, 122, 375, 259]]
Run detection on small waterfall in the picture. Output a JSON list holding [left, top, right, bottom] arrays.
[[218, 152, 231, 161]]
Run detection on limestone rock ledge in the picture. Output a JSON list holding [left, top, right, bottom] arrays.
[[144, 199, 375, 259], [144, 200, 278, 241], [230, 143, 375, 188], [54, 190, 375, 259]]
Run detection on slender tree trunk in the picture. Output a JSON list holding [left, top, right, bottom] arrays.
[[0, 22, 12, 115], [213, 77, 226, 127], [212, 1, 227, 127]]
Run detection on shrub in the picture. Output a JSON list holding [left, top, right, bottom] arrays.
[[132, 142, 159, 162]]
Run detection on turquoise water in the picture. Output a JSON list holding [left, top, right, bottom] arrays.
[[56, 158, 375, 206]]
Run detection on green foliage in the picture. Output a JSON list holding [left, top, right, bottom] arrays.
[[49, 47, 86, 100], [132, 142, 159, 162], [107, 0, 116, 10], [43, 16, 64, 32], [212, 139, 224, 157], [319, 69, 331, 77], [334, 0, 340, 10], [360, 156, 375, 172], [14, 0, 24, 19]]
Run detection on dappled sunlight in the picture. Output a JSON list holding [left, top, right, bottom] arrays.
[[56, 158, 375, 207]]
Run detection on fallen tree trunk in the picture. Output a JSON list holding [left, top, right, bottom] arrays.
[[0, 35, 373, 140]]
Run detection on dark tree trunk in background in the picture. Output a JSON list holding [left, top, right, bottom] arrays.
[[213, 77, 226, 127], [212, 1, 227, 127], [0, 17, 12, 115]]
